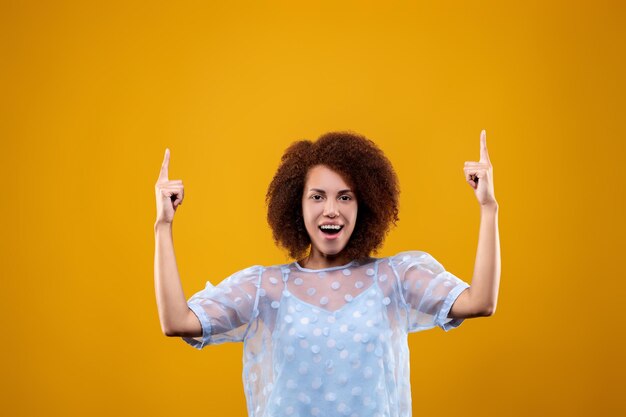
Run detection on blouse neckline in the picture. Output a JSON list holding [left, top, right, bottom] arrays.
[[293, 259, 356, 272]]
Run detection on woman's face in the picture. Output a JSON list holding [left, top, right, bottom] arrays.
[[302, 165, 358, 258]]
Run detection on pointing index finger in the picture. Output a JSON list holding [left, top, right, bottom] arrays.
[[158, 148, 170, 182], [479, 130, 490, 163]]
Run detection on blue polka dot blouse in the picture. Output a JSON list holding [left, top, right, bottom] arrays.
[[182, 251, 470, 417]]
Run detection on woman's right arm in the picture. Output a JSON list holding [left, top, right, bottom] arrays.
[[153, 148, 200, 337], [154, 222, 201, 337]]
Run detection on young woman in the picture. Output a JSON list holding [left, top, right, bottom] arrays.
[[154, 130, 500, 417]]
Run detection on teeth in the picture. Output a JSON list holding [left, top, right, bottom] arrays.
[[320, 225, 342, 230]]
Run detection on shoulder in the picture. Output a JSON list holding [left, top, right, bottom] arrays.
[[224, 264, 265, 285], [385, 250, 431, 265], [384, 250, 445, 274]]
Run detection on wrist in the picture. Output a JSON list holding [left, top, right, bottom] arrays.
[[480, 201, 499, 213], [154, 221, 173, 233]]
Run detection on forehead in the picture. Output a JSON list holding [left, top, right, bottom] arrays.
[[305, 165, 353, 190]]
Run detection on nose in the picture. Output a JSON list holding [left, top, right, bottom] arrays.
[[323, 199, 339, 217]]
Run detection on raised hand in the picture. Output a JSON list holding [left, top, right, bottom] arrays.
[[464, 130, 497, 207], [154, 148, 185, 225]]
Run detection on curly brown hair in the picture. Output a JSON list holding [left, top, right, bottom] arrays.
[[265, 131, 400, 261]]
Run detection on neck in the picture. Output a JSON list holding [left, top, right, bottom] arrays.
[[299, 249, 352, 270]]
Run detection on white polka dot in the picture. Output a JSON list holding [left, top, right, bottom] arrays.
[[320, 296, 329, 305], [366, 343, 375, 352], [352, 310, 362, 318], [307, 287, 317, 296], [284, 346, 294, 355], [363, 366, 373, 378], [366, 268, 375, 276], [344, 294, 353, 302], [299, 362, 309, 375], [366, 319, 374, 327], [269, 277, 278, 284], [295, 304, 303, 312], [271, 301, 280, 309], [313, 327, 322, 336], [342, 269, 352, 276], [258, 288, 267, 297], [327, 315, 336, 323], [323, 327, 330, 336], [284, 315, 293, 323], [382, 297, 391, 305], [366, 299, 375, 307], [288, 328, 296, 336], [331, 281, 341, 290], [340, 349, 349, 359], [355, 281, 364, 289], [325, 392, 337, 401], [300, 317, 310, 325], [340, 324, 348, 333], [294, 277, 304, 286], [337, 403, 348, 413], [311, 345, 321, 354], [287, 379, 297, 389], [353, 333, 362, 342], [326, 339, 336, 348], [312, 354, 322, 363], [379, 274, 388, 282], [311, 407, 320, 416], [299, 339, 309, 349], [285, 406, 294, 415], [298, 392, 311, 404], [311, 377, 322, 389], [351, 386, 362, 396]]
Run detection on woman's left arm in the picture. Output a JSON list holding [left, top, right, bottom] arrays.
[[450, 130, 501, 318]]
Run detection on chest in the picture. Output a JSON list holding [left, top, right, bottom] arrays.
[[272, 282, 389, 363]]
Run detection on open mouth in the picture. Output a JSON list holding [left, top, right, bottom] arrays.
[[318, 225, 344, 236]]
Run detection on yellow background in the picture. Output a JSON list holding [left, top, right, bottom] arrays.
[[2, 1, 625, 416]]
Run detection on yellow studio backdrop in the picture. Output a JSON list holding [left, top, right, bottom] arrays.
[[2, 1, 624, 416]]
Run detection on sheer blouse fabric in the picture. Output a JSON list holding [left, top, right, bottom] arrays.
[[182, 251, 470, 417]]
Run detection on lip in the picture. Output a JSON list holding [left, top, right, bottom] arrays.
[[318, 226, 344, 240]]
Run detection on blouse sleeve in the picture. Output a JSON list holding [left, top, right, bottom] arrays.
[[182, 265, 263, 349], [391, 251, 470, 332]]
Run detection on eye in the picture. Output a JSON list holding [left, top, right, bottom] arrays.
[[339, 195, 352, 201], [311, 195, 323, 201]]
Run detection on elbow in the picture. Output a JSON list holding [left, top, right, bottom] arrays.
[[481, 304, 496, 317], [162, 324, 179, 337]]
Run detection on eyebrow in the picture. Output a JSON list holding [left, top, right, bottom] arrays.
[[308, 188, 353, 194]]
